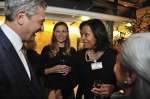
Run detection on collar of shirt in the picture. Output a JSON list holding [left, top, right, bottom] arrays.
[[1, 24, 23, 53]]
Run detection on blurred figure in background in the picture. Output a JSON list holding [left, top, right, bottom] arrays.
[[0, 0, 47, 99], [40, 22, 76, 99], [75, 19, 117, 99], [114, 33, 150, 99]]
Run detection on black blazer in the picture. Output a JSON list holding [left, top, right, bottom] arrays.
[[0, 28, 43, 99]]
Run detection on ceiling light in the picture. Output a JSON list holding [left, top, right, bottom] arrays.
[[80, 16, 90, 21], [126, 23, 132, 27]]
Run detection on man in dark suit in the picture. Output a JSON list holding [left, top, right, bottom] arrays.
[[0, 0, 47, 99]]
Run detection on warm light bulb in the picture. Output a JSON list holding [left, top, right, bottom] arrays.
[[80, 16, 90, 21], [126, 23, 132, 27], [113, 31, 120, 37]]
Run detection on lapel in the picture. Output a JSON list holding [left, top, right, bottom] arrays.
[[0, 28, 31, 84]]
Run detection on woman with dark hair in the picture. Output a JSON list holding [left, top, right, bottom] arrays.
[[76, 19, 117, 99], [114, 32, 150, 99], [40, 22, 76, 99]]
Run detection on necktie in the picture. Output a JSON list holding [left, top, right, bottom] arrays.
[[21, 45, 31, 80], [21, 46, 28, 62]]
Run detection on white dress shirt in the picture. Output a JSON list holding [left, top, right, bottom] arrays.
[[1, 24, 31, 79]]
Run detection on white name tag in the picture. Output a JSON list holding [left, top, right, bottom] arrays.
[[91, 62, 103, 70]]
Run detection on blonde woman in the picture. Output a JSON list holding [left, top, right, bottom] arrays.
[[40, 22, 76, 99]]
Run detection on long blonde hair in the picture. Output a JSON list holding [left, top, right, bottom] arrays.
[[49, 22, 71, 57]]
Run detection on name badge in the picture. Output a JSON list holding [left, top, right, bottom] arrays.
[[91, 62, 103, 70]]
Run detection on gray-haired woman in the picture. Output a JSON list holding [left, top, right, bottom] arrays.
[[114, 32, 150, 99]]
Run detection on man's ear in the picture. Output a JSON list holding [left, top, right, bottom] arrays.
[[16, 11, 26, 25]]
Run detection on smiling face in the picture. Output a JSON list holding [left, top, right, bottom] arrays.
[[80, 25, 96, 49], [54, 25, 68, 44], [18, 6, 45, 42]]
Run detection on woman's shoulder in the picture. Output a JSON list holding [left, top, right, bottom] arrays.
[[77, 48, 87, 53], [76, 49, 87, 57], [106, 47, 118, 55], [70, 47, 76, 52], [102, 48, 118, 59], [43, 45, 51, 49], [41, 45, 51, 54]]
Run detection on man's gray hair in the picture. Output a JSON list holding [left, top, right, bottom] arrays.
[[5, 0, 47, 21], [120, 32, 150, 82]]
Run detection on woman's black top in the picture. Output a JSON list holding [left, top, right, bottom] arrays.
[[75, 48, 117, 99], [40, 45, 77, 98]]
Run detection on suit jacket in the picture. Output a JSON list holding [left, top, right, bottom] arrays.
[[0, 28, 43, 99]]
